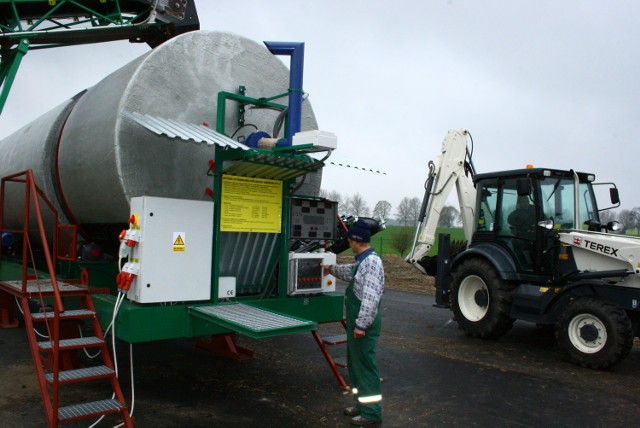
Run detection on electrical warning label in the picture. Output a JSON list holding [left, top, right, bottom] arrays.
[[220, 175, 282, 233], [173, 232, 186, 252]]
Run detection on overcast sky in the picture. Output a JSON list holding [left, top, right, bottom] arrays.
[[1, 0, 639, 216]]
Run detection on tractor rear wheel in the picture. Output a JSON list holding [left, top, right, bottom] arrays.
[[450, 258, 515, 339], [556, 297, 633, 369]]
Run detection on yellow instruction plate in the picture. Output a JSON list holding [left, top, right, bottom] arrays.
[[220, 175, 282, 233]]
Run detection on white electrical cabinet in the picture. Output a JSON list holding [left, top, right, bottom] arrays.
[[287, 252, 336, 296], [127, 196, 214, 303]]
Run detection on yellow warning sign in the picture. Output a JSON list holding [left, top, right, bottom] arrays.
[[173, 232, 186, 252]]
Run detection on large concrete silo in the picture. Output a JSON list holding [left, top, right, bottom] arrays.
[[0, 30, 320, 247]]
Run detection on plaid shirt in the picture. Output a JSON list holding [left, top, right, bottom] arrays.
[[330, 248, 385, 330]]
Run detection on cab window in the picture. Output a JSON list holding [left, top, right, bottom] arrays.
[[539, 177, 597, 229]]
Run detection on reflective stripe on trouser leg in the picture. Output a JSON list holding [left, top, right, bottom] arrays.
[[358, 394, 382, 404]]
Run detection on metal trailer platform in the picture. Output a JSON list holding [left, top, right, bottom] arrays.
[[189, 303, 316, 339]]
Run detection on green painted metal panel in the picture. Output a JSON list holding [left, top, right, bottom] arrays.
[[91, 293, 343, 343], [0, 258, 48, 280], [93, 294, 228, 343]]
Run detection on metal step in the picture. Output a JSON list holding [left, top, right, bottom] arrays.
[[45, 365, 114, 384], [333, 356, 347, 368], [58, 399, 124, 422], [0, 279, 86, 296], [31, 309, 95, 321], [37, 336, 103, 351], [322, 334, 347, 345]]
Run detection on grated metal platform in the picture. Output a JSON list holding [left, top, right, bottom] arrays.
[[189, 303, 316, 339], [0, 279, 85, 297]]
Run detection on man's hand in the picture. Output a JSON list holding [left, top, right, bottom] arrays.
[[320, 263, 331, 276], [354, 328, 366, 339]]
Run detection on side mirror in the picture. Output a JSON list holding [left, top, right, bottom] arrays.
[[610, 187, 620, 205]]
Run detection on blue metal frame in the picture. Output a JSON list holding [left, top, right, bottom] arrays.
[[263, 41, 305, 146]]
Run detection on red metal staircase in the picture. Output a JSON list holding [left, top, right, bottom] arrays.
[[312, 320, 350, 391], [0, 170, 132, 427]]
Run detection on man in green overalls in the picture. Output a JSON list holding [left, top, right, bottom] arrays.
[[323, 219, 384, 426]]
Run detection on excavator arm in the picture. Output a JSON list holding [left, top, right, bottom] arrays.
[[406, 129, 477, 274]]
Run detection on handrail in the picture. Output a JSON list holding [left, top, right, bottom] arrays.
[[0, 170, 62, 306], [0, 169, 65, 415]]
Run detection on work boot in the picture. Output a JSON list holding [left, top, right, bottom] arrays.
[[351, 415, 381, 426], [344, 406, 360, 417]]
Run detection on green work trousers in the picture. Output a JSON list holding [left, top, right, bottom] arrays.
[[346, 267, 382, 421]]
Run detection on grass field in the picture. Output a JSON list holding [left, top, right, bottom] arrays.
[[369, 225, 466, 257]]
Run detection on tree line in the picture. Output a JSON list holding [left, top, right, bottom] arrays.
[[319, 190, 461, 227], [321, 189, 640, 235]]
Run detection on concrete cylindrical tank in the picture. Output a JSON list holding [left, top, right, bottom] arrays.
[[0, 30, 319, 243]]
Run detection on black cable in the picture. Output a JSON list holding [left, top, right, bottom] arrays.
[[466, 131, 476, 175], [272, 108, 288, 138], [230, 123, 258, 139], [290, 174, 308, 194]]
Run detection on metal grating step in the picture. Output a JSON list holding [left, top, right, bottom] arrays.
[[58, 399, 124, 422], [333, 356, 347, 368], [1, 279, 85, 295], [45, 365, 114, 383], [38, 336, 103, 350], [32, 309, 95, 321], [322, 334, 347, 345], [190, 303, 316, 339]]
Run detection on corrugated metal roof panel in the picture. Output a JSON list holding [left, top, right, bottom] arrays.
[[122, 111, 249, 150]]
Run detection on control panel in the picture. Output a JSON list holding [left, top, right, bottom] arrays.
[[290, 198, 337, 240], [287, 252, 336, 296]]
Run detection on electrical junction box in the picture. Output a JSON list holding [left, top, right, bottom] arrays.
[[127, 196, 214, 304], [288, 252, 336, 296], [291, 130, 337, 150]]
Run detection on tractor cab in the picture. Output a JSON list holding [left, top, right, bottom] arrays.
[[470, 168, 618, 275]]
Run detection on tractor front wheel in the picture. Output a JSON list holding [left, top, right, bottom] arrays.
[[450, 258, 514, 339], [556, 297, 633, 369]]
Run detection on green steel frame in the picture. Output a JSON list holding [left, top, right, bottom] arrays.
[[216, 89, 289, 136], [0, 0, 199, 114]]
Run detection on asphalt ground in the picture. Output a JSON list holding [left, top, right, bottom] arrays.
[[2, 284, 640, 427]]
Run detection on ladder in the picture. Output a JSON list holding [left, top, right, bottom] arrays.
[[0, 170, 132, 427], [312, 320, 350, 391]]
